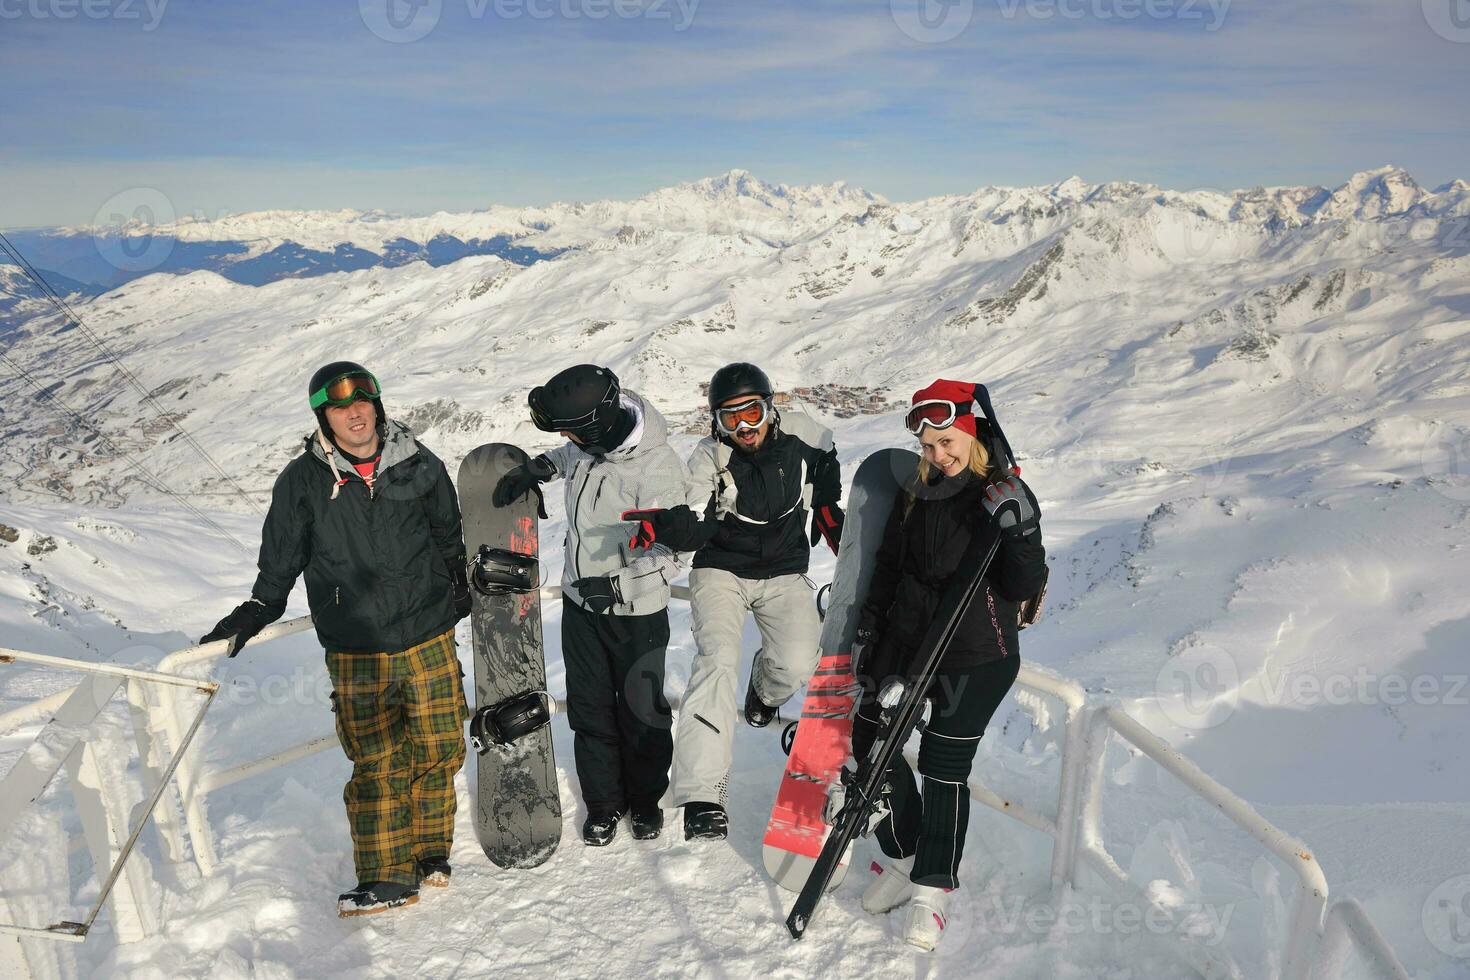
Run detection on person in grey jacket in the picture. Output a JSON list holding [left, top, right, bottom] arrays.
[[493, 364, 695, 846]]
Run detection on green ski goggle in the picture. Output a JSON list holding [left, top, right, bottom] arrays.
[[309, 372, 382, 410]]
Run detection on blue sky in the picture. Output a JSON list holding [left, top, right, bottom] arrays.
[[1, 0, 1466, 227]]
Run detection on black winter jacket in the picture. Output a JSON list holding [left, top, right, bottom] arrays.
[[684, 422, 842, 579], [250, 421, 466, 654], [860, 467, 1046, 672]]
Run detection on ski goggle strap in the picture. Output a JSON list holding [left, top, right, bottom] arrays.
[[309, 371, 381, 409], [905, 398, 970, 435], [527, 378, 617, 433], [714, 396, 770, 434]]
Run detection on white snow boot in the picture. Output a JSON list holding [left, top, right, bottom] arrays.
[[861, 855, 915, 914], [903, 884, 953, 951]]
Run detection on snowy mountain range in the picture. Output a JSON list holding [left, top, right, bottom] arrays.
[[5, 166, 1467, 294], [2, 167, 1470, 977], [3, 164, 1467, 510]]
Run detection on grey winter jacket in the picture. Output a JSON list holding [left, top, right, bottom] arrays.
[[543, 391, 698, 616]]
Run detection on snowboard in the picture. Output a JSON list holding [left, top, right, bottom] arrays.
[[763, 448, 917, 892], [458, 443, 561, 869]]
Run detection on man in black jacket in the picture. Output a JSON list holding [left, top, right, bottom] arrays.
[[623, 363, 843, 840], [200, 361, 472, 918]]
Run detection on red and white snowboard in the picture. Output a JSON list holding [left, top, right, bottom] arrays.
[[762, 448, 916, 893], [762, 651, 861, 890]]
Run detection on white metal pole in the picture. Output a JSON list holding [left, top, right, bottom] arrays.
[[1312, 900, 1411, 980], [0, 685, 79, 736], [64, 741, 155, 943], [0, 674, 122, 855], [1062, 706, 1110, 891], [69, 684, 218, 941], [124, 678, 186, 865], [165, 681, 218, 876], [0, 649, 217, 692], [195, 736, 338, 795], [1098, 707, 1329, 980], [155, 617, 317, 675]]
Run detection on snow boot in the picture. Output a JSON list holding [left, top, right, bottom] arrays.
[[583, 808, 623, 847], [417, 856, 451, 888], [861, 855, 916, 914], [744, 672, 778, 728], [903, 884, 953, 951], [683, 801, 728, 841], [337, 881, 419, 918], [630, 806, 663, 840]]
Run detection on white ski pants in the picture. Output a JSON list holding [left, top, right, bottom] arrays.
[[669, 567, 820, 807]]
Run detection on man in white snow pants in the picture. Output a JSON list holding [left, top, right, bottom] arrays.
[[622, 363, 844, 840]]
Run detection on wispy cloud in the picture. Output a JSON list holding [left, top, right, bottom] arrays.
[[0, 0, 1462, 225]]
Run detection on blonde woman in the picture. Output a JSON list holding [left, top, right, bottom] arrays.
[[852, 379, 1047, 951]]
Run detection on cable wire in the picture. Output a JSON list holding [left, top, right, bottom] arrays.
[[0, 231, 265, 516], [0, 349, 251, 554]]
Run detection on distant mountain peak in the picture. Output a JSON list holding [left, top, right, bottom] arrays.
[[652, 169, 878, 210], [1322, 166, 1426, 219], [1048, 176, 1090, 201]]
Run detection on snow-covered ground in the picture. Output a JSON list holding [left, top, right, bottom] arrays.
[[2, 168, 1469, 977]]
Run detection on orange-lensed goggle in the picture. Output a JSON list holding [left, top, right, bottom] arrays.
[[310, 372, 381, 409], [715, 397, 771, 435]]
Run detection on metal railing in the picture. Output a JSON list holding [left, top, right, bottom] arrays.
[[0, 648, 218, 948], [0, 586, 1411, 980]]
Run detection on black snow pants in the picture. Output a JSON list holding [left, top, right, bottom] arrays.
[[562, 597, 673, 814], [851, 653, 1021, 889]]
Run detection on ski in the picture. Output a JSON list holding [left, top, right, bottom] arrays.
[[784, 509, 1006, 940]]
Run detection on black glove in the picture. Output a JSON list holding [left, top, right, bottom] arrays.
[[621, 506, 704, 552], [492, 453, 554, 518], [450, 561, 473, 621], [572, 575, 623, 614], [982, 476, 1039, 540], [810, 502, 844, 555], [200, 599, 274, 658]]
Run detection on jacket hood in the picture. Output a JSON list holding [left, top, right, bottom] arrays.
[[305, 418, 421, 474], [598, 390, 669, 462]]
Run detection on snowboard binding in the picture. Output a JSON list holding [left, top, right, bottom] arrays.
[[471, 545, 539, 596], [470, 690, 555, 754]]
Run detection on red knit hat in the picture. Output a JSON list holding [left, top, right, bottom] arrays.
[[910, 379, 979, 438], [908, 379, 1020, 475]]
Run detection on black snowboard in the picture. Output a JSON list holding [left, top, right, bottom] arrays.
[[458, 443, 561, 869]]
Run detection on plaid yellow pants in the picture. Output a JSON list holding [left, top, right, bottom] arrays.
[[326, 630, 468, 887]]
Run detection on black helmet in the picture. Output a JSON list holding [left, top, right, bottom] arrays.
[[707, 362, 773, 412], [308, 360, 385, 432], [529, 364, 625, 449]]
